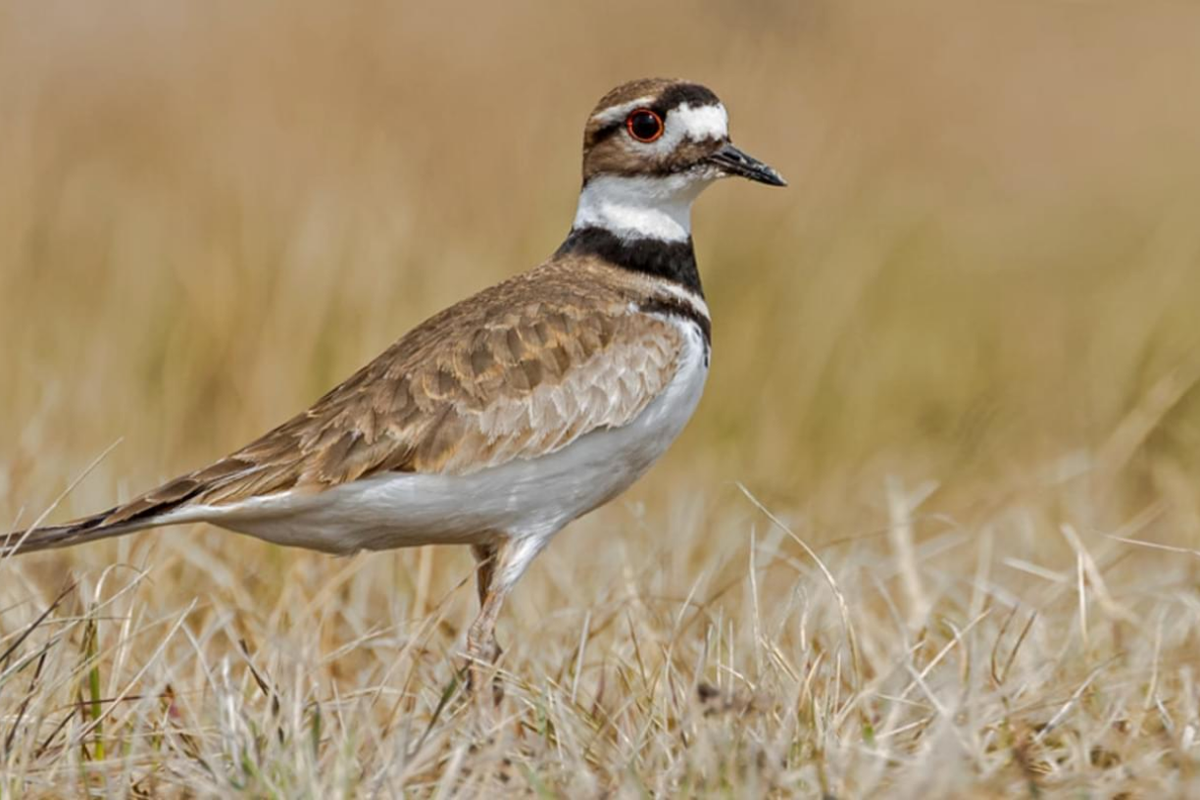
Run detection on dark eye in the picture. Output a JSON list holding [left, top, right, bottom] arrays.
[[626, 109, 664, 143]]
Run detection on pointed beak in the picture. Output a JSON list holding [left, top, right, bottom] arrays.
[[706, 142, 787, 187]]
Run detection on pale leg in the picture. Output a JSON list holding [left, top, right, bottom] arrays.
[[464, 536, 549, 698], [467, 542, 504, 667]]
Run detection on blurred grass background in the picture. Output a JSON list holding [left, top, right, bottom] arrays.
[[5, 0, 1200, 533], [5, 1, 1200, 794]]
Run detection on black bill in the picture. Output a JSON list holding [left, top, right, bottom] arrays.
[[706, 142, 787, 187]]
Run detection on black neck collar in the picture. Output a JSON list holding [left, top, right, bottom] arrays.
[[555, 226, 704, 297]]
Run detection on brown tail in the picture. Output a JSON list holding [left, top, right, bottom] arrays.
[[3, 455, 275, 557], [1, 509, 158, 557]]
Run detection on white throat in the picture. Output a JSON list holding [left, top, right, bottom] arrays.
[[572, 173, 712, 243]]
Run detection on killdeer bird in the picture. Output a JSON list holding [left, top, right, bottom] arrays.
[[3, 78, 784, 680]]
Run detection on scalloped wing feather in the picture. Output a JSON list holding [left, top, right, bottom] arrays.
[[91, 262, 685, 528]]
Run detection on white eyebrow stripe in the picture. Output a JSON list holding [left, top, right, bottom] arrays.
[[591, 96, 656, 126], [627, 102, 727, 160], [672, 103, 728, 142], [593, 100, 729, 145]]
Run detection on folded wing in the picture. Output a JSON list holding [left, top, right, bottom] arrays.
[[3, 266, 684, 554]]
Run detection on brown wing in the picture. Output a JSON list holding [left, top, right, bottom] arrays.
[[96, 263, 683, 526]]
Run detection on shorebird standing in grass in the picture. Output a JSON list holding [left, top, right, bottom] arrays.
[[3, 78, 785, 687]]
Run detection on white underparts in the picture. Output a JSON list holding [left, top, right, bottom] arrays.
[[572, 173, 712, 243]]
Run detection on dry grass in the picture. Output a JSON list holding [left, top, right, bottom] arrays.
[[5, 0, 1200, 796]]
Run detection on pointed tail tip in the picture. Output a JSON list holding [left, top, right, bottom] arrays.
[[3, 524, 75, 557], [2, 508, 130, 558]]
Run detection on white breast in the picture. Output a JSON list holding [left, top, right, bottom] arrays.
[[169, 316, 710, 554]]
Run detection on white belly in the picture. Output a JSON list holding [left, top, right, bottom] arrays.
[[167, 318, 709, 554]]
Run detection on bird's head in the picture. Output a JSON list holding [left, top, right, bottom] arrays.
[[573, 78, 785, 243]]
